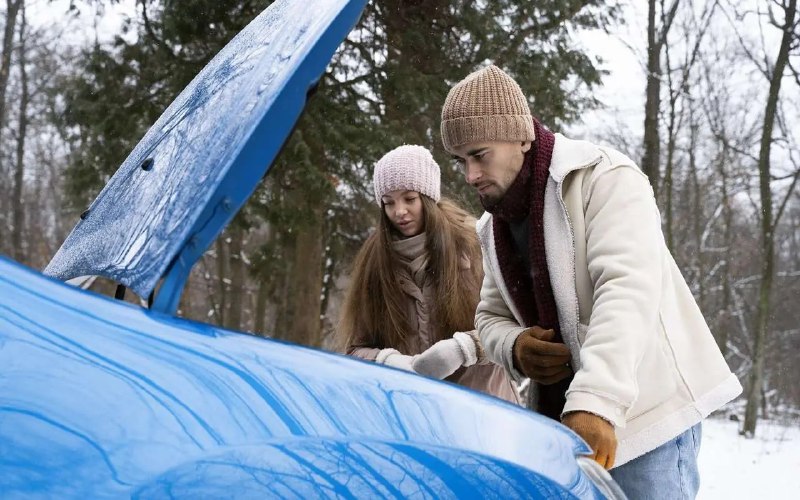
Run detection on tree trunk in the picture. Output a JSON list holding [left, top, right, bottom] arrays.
[[663, 108, 677, 251], [641, 0, 662, 191], [689, 120, 705, 309], [285, 208, 325, 346], [272, 235, 295, 341], [215, 237, 228, 326], [641, 0, 681, 192], [254, 278, 269, 337], [224, 224, 245, 331], [252, 222, 273, 336], [317, 244, 339, 349], [11, 3, 27, 262], [1, 0, 22, 255], [717, 143, 732, 357], [0, 0, 22, 130], [742, 0, 796, 438]]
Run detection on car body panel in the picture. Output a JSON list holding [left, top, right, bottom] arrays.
[[6, 0, 623, 497], [44, 0, 368, 315], [132, 439, 576, 499], [1, 257, 599, 498]]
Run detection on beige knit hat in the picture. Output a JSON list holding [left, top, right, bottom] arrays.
[[440, 65, 535, 153], [373, 145, 441, 206]]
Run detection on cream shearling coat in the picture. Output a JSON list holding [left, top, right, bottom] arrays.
[[475, 133, 742, 467]]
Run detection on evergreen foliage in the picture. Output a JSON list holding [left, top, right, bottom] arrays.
[[58, 0, 617, 340]]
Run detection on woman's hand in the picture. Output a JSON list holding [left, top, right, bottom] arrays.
[[412, 331, 481, 379], [375, 348, 417, 371]]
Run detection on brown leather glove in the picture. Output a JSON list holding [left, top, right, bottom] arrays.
[[562, 411, 617, 470], [512, 326, 573, 384]]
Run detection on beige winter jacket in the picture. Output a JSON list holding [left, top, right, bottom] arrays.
[[475, 133, 741, 466], [349, 233, 520, 405]]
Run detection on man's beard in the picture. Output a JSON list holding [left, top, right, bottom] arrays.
[[479, 189, 503, 209]]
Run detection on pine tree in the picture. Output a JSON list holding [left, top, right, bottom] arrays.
[[58, 0, 618, 343]]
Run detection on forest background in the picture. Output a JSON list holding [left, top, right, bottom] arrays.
[[1, 0, 798, 440]]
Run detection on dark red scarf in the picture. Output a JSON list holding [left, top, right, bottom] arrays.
[[482, 119, 572, 420]]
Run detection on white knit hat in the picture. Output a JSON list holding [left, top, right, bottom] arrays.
[[373, 145, 441, 206]]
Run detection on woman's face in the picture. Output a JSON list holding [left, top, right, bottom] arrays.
[[382, 190, 425, 237]]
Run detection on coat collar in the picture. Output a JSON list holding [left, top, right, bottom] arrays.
[[548, 133, 604, 183], [477, 133, 603, 234]]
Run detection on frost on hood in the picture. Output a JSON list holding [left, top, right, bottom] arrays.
[[44, 0, 353, 299]]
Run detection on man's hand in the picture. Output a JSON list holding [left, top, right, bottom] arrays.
[[562, 411, 617, 470], [512, 326, 572, 384]]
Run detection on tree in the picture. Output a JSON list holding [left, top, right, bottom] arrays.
[[232, 0, 619, 343], [592, 0, 800, 422], [10, 1, 26, 260], [0, 0, 21, 255], [738, 0, 800, 437], [1, 3, 80, 265], [59, 0, 618, 348], [0, 0, 22, 131], [642, 0, 680, 191], [661, 0, 719, 251]]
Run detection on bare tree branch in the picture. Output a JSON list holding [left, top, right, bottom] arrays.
[[773, 165, 800, 228], [658, 0, 682, 48], [721, 0, 771, 78]]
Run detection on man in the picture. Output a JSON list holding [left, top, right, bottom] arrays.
[[440, 65, 741, 498]]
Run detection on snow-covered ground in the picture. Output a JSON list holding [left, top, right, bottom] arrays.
[[698, 417, 800, 499]]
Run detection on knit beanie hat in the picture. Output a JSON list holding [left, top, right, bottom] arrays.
[[440, 64, 535, 153], [373, 145, 441, 206]]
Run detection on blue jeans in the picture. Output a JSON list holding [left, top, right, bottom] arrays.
[[610, 423, 702, 500]]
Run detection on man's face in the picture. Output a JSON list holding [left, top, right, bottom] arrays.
[[450, 141, 532, 205]]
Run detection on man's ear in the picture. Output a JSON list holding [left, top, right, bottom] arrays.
[[521, 141, 532, 153]]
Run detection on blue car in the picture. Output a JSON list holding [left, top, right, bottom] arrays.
[[0, 0, 625, 498]]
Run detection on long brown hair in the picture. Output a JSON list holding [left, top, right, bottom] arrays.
[[337, 196, 483, 354]]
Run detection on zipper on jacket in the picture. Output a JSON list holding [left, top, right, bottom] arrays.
[[556, 177, 582, 370], [555, 156, 603, 369]]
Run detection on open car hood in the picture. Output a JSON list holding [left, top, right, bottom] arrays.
[[45, 0, 367, 313]]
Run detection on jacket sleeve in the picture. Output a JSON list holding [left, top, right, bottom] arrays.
[[344, 326, 382, 361], [562, 164, 664, 428], [347, 346, 381, 361], [475, 252, 528, 383]]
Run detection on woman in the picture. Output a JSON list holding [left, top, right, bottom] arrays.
[[337, 145, 519, 404]]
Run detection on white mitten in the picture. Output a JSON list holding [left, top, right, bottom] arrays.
[[375, 348, 416, 372], [453, 330, 482, 365], [412, 331, 479, 380]]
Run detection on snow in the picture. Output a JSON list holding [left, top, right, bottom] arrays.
[[698, 417, 800, 499], [22, 3, 800, 496]]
